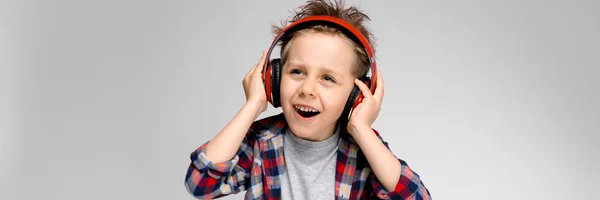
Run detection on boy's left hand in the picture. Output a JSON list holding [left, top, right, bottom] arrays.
[[347, 70, 384, 136]]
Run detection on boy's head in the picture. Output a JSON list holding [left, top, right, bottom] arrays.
[[270, 0, 376, 141]]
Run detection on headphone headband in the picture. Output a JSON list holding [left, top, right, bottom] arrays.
[[263, 15, 377, 99]]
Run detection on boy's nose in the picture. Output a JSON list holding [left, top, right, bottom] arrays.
[[299, 80, 316, 97]]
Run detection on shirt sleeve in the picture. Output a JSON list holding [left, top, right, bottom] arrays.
[[184, 132, 256, 199], [369, 130, 432, 200]]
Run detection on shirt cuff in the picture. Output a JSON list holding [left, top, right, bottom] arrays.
[[374, 159, 428, 200], [190, 142, 240, 180]]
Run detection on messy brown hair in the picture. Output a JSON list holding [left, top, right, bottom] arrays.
[[271, 0, 376, 78]]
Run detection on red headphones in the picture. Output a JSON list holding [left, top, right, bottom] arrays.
[[262, 15, 378, 122]]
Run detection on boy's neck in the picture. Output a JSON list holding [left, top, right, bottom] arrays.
[[289, 123, 340, 142]]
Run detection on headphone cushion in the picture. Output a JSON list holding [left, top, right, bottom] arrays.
[[271, 59, 282, 108], [342, 85, 361, 124]]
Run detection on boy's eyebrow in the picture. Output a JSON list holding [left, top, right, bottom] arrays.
[[319, 67, 342, 77], [287, 60, 345, 77]]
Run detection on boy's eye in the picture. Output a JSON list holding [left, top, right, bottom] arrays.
[[290, 69, 303, 75], [323, 75, 336, 83]]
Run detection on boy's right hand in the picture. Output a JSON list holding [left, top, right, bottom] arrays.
[[242, 51, 269, 117]]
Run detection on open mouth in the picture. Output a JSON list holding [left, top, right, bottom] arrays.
[[294, 105, 320, 119]]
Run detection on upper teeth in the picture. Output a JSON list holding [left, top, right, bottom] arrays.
[[294, 105, 318, 112]]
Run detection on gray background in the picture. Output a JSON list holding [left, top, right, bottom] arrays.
[[1, 0, 599, 199]]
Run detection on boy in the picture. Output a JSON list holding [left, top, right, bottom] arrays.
[[185, 0, 430, 199]]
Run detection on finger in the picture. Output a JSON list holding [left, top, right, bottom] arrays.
[[249, 51, 265, 75], [253, 50, 268, 75], [247, 63, 258, 77], [374, 70, 384, 100], [354, 78, 373, 99]]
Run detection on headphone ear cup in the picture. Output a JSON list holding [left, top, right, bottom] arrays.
[[341, 77, 371, 126], [353, 77, 372, 109], [271, 58, 282, 108], [264, 60, 273, 106], [341, 85, 361, 126]]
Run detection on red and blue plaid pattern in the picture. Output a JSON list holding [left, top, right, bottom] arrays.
[[185, 113, 431, 199]]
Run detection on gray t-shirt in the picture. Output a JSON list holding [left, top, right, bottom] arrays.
[[280, 126, 340, 200]]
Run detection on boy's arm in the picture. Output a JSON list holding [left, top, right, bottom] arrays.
[[205, 100, 264, 163], [185, 51, 269, 198], [206, 51, 268, 163], [349, 70, 430, 199], [184, 102, 262, 199], [184, 132, 254, 199], [354, 128, 431, 200]]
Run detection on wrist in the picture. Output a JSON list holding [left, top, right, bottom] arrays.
[[244, 100, 265, 119], [349, 126, 377, 147], [348, 124, 371, 135]]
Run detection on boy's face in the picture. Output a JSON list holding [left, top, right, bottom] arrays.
[[280, 31, 357, 141]]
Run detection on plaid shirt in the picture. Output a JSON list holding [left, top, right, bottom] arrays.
[[185, 113, 431, 199]]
